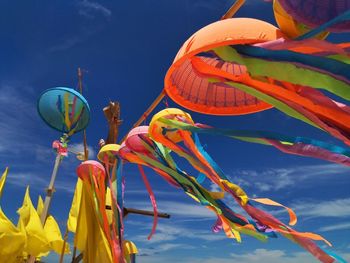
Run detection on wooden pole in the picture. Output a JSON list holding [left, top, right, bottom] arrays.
[[69, 68, 90, 263], [78, 68, 89, 161], [59, 228, 69, 263], [104, 205, 170, 219], [123, 207, 170, 219], [221, 0, 245, 20], [103, 101, 122, 145]]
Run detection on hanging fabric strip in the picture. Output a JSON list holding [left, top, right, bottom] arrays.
[[212, 46, 350, 101], [158, 117, 350, 165], [251, 198, 297, 226], [137, 165, 158, 240]]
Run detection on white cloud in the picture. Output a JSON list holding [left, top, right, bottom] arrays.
[[48, 36, 84, 52], [49, 1, 111, 52], [77, 0, 112, 18], [230, 164, 350, 192], [138, 243, 184, 257], [0, 85, 40, 156], [182, 249, 350, 263], [137, 249, 350, 263], [3, 170, 76, 194], [319, 222, 350, 232], [131, 221, 227, 245], [69, 142, 96, 159], [230, 249, 325, 263], [293, 198, 350, 218], [5, 172, 47, 188]]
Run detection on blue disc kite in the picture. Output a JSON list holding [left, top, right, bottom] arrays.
[[37, 87, 90, 135]]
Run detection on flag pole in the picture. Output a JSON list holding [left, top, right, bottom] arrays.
[[67, 68, 90, 263], [221, 0, 246, 20], [27, 151, 63, 263]]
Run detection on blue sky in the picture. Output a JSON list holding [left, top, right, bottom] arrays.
[[0, 0, 349, 262]]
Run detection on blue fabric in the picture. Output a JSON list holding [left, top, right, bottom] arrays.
[[215, 199, 249, 226], [297, 9, 350, 40], [196, 173, 206, 184], [322, 249, 348, 263], [193, 133, 229, 180], [161, 119, 350, 158]]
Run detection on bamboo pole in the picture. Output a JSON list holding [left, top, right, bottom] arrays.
[[40, 154, 62, 224], [78, 68, 89, 161], [59, 228, 69, 263], [69, 68, 90, 263], [51, 68, 90, 263], [221, 0, 246, 20]]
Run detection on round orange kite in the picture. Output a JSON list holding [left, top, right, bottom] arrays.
[[164, 18, 285, 115]]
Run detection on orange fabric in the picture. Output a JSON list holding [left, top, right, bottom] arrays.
[[171, 18, 284, 65], [190, 56, 350, 143], [164, 18, 284, 115], [180, 130, 223, 187], [277, 228, 332, 247], [252, 198, 297, 226], [150, 124, 212, 178]]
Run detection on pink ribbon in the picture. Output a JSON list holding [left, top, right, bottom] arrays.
[[52, 140, 68, 156]]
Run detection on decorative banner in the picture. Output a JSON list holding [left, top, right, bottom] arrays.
[[76, 160, 124, 263], [107, 113, 347, 262]]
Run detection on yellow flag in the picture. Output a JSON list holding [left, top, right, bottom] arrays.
[[75, 182, 113, 263], [44, 215, 70, 254], [36, 196, 70, 256], [0, 167, 9, 197], [67, 179, 83, 233], [36, 196, 50, 258], [17, 187, 50, 257], [0, 208, 26, 263], [37, 196, 44, 217]]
